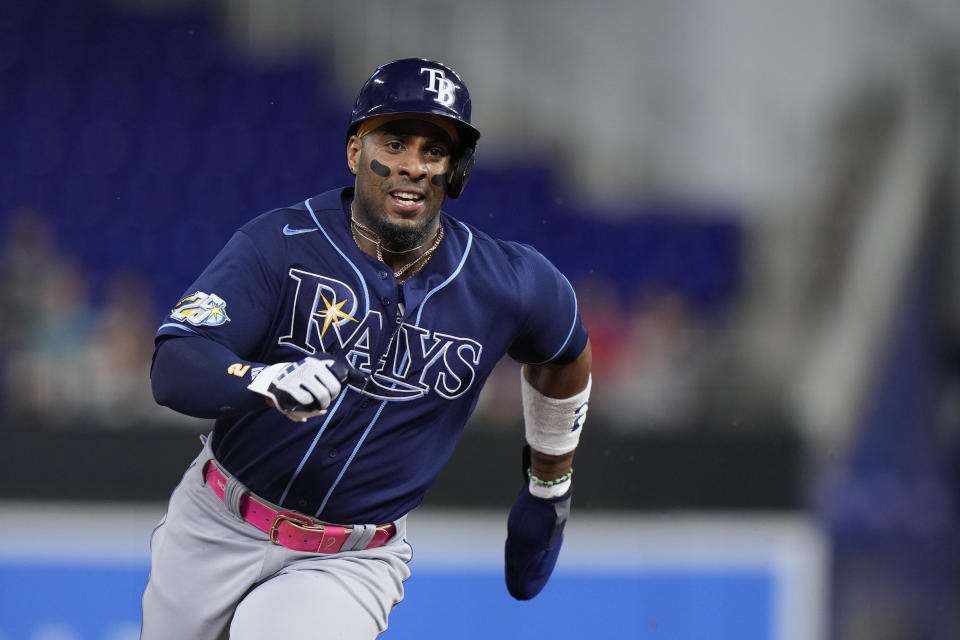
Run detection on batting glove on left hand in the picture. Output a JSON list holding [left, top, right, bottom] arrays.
[[247, 354, 364, 422], [504, 484, 571, 600]]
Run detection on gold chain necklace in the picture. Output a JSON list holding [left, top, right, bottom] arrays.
[[350, 216, 444, 282], [350, 217, 430, 258]]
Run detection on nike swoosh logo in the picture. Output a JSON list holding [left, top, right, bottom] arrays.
[[282, 224, 318, 236]]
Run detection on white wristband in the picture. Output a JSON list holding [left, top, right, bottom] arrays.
[[529, 477, 571, 499], [521, 372, 591, 455]]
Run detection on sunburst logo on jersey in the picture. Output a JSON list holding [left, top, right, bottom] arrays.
[[317, 290, 357, 339]]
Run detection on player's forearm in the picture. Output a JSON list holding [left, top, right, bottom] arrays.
[[506, 343, 591, 601], [151, 336, 267, 419], [522, 341, 592, 481], [529, 449, 575, 482]]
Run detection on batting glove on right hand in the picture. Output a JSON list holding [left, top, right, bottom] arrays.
[[247, 354, 365, 422]]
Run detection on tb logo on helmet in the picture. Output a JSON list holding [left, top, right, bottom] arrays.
[[421, 67, 457, 107]]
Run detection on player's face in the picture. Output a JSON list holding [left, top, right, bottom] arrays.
[[348, 119, 452, 251]]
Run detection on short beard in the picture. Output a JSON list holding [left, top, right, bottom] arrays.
[[366, 213, 435, 252]]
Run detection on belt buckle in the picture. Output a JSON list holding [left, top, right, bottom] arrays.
[[269, 511, 316, 545]]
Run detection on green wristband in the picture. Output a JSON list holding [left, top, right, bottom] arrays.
[[526, 467, 573, 487]]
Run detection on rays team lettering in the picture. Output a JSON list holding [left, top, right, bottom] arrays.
[[364, 324, 482, 401], [170, 291, 230, 326], [279, 268, 481, 400], [420, 67, 457, 107], [279, 270, 360, 352]]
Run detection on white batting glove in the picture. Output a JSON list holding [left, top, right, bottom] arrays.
[[247, 355, 361, 422]]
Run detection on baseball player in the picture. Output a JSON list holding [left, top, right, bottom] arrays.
[[141, 57, 592, 639]]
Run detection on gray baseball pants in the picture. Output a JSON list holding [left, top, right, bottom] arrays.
[[140, 441, 412, 639]]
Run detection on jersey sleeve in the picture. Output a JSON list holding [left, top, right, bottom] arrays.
[[507, 246, 588, 365], [155, 229, 282, 359]]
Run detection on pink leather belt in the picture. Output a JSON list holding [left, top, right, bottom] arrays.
[[203, 460, 396, 554]]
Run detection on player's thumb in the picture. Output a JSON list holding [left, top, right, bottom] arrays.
[[322, 353, 368, 387]]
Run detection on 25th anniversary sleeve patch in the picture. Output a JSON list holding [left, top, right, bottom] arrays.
[[170, 291, 231, 327]]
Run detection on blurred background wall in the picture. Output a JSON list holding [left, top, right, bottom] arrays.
[[1, 0, 959, 638]]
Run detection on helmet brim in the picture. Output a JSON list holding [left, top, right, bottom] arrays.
[[348, 107, 480, 150]]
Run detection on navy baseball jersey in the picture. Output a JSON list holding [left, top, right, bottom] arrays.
[[155, 187, 587, 525]]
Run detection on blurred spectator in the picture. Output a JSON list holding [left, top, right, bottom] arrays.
[[0, 208, 205, 430], [0, 209, 95, 423], [3, 254, 95, 423], [0, 208, 63, 351], [470, 279, 716, 435], [470, 357, 523, 432], [593, 286, 707, 432], [84, 272, 205, 428], [573, 274, 628, 387]]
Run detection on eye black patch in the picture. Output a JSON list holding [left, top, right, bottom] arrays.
[[431, 173, 449, 187], [370, 159, 391, 177]]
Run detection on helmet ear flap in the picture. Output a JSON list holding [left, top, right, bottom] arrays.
[[446, 147, 474, 199]]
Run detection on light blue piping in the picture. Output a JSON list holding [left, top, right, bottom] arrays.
[[314, 219, 473, 517], [315, 400, 388, 517], [156, 323, 198, 335], [277, 390, 348, 505], [304, 198, 370, 317], [528, 272, 580, 365], [414, 220, 473, 324], [278, 197, 373, 506]]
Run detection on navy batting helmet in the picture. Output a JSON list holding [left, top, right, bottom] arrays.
[[348, 58, 479, 198]]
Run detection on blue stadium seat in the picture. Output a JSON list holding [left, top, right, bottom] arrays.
[[5, 0, 742, 316]]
